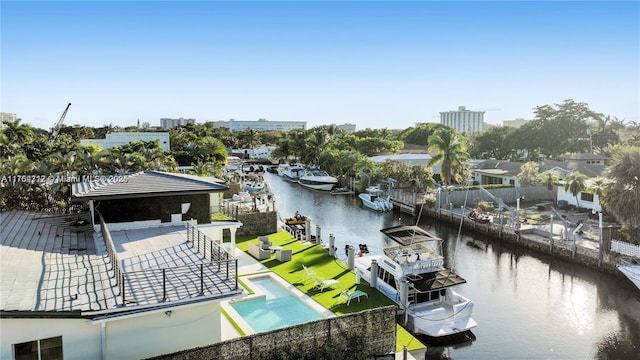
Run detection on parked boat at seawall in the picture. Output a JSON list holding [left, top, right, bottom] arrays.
[[618, 261, 640, 291], [354, 225, 477, 338], [277, 163, 306, 182], [359, 186, 393, 212], [298, 167, 337, 191]]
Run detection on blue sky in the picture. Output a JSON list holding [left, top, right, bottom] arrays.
[[2, 1, 638, 131]]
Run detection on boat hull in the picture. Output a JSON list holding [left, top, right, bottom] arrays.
[[298, 178, 336, 191], [618, 265, 640, 291]]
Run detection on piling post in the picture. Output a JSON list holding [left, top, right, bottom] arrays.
[[370, 259, 378, 288], [598, 212, 603, 266], [305, 217, 312, 243], [316, 225, 322, 244], [329, 233, 335, 256], [347, 245, 355, 270], [549, 215, 554, 252]]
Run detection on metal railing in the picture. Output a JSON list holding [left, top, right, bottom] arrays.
[[97, 212, 238, 307]]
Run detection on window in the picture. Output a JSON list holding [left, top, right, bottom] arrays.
[[14, 336, 63, 360], [580, 192, 594, 202]]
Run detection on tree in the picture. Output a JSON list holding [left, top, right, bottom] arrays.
[[531, 99, 601, 158], [517, 162, 540, 187], [427, 127, 469, 184], [601, 146, 640, 228], [470, 126, 518, 160], [562, 171, 588, 208], [538, 170, 560, 204]]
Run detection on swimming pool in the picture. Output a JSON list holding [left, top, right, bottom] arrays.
[[226, 274, 332, 333]]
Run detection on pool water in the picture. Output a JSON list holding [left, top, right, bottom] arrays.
[[231, 276, 324, 332]]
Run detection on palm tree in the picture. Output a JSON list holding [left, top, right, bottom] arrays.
[[601, 145, 640, 228], [562, 171, 588, 209], [538, 170, 560, 204], [427, 127, 469, 185]]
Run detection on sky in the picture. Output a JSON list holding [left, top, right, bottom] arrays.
[[1, 1, 639, 132]]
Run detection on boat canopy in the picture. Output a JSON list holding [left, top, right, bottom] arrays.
[[381, 225, 443, 246], [411, 269, 467, 292]]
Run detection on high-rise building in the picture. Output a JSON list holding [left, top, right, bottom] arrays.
[[160, 117, 196, 129], [439, 106, 485, 134], [336, 123, 356, 133]]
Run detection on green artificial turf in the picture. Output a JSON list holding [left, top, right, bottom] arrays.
[[234, 231, 426, 351]]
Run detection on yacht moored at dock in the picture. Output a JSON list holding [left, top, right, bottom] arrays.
[[354, 225, 477, 338], [297, 167, 337, 191]]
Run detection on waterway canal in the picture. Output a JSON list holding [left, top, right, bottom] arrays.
[[265, 172, 640, 360]]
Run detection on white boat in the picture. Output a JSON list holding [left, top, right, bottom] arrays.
[[618, 262, 640, 291], [297, 167, 338, 191], [277, 163, 306, 182], [359, 186, 393, 212], [236, 162, 268, 194], [354, 225, 477, 338]]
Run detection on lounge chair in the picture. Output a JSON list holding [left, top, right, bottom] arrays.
[[313, 277, 340, 292], [301, 265, 316, 283], [339, 289, 368, 305]]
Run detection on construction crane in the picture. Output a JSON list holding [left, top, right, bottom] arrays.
[[49, 102, 71, 143]]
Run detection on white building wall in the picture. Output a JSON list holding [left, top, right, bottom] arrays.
[[80, 132, 170, 152], [104, 302, 222, 359], [556, 188, 602, 212], [1, 318, 102, 360]]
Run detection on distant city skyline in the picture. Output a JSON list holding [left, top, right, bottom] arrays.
[[1, 1, 638, 131]]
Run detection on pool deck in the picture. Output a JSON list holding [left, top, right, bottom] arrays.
[[220, 247, 418, 359]]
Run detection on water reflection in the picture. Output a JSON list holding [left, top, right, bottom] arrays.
[[265, 172, 640, 359]]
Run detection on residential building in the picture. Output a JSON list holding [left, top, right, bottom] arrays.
[[440, 106, 485, 134], [80, 132, 170, 152], [0, 112, 18, 129], [336, 123, 356, 133], [1, 171, 243, 360], [213, 118, 306, 132], [503, 118, 530, 128], [160, 117, 196, 129]]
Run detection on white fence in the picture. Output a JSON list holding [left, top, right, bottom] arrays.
[[610, 240, 640, 258]]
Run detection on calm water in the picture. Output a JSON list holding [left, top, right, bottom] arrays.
[[265, 172, 640, 360], [230, 276, 323, 332]]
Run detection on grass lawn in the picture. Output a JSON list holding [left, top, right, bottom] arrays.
[[234, 231, 426, 352]]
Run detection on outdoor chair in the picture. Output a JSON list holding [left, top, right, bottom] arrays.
[[301, 265, 316, 283], [276, 249, 292, 262], [313, 277, 340, 292], [258, 236, 272, 250], [339, 289, 368, 305]]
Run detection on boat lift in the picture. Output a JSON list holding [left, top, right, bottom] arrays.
[[477, 185, 517, 228]]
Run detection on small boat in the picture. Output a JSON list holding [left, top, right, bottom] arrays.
[[236, 162, 268, 193], [359, 186, 393, 212], [278, 163, 306, 182], [354, 225, 477, 338], [298, 167, 337, 191], [618, 261, 640, 291]]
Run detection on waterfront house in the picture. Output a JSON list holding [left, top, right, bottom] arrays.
[[1, 171, 244, 360]]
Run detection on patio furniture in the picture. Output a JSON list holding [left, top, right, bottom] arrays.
[[339, 289, 368, 305], [248, 241, 271, 260], [301, 265, 316, 283], [276, 249, 292, 262], [313, 277, 340, 292], [258, 236, 272, 250]]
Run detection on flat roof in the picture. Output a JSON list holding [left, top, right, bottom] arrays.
[[1, 211, 116, 314], [1, 210, 240, 317]]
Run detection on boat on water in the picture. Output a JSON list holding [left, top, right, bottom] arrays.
[[298, 167, 338, 191], [359, 186, 393, 212], [277, 163, 306, 182], [353, 225, 477, 338], [236, 162, 269, 193], [618, 261, 640, 291]]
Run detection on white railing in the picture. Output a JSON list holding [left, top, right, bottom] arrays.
[[610, 240, 640, 258]]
